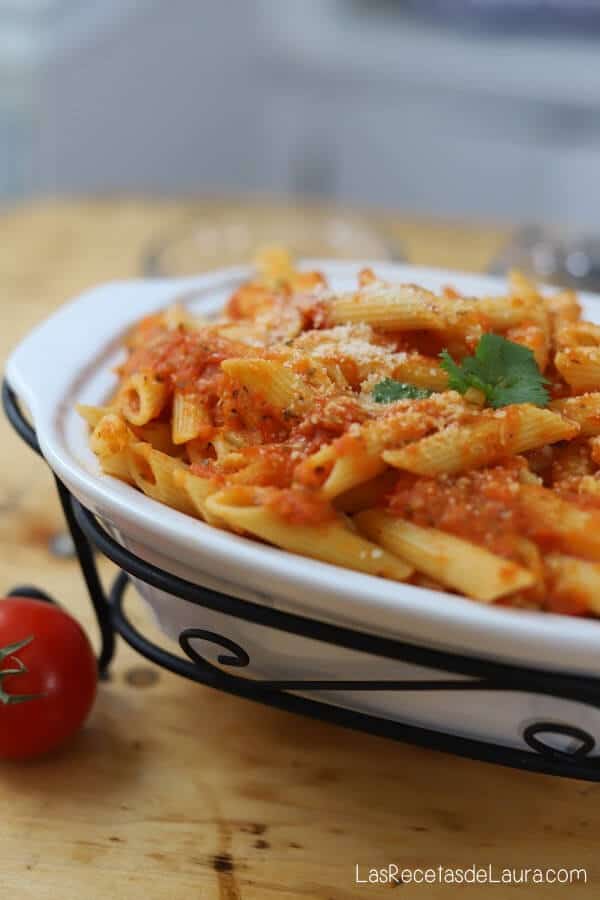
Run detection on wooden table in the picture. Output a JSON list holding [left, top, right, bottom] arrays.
[[0, 200, 597, 899]]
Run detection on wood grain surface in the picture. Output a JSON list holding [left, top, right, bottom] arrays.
[[1, 200, 597, 899]]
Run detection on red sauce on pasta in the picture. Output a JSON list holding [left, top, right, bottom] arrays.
[[120, 327, 249, 391], [265, 487, 335, 525], [385, 462, 531, 560]]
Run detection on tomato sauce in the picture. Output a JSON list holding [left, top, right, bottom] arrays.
[[231, 445, 300, 489], [120, 327, 249, 392], [385, 461, 531, 560], [265, 487, 336, 526], [189, 460, 225, 483]]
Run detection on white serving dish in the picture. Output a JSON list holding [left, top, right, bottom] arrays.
[[7, 261, 600, 756]]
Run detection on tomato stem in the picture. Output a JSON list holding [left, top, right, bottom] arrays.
[[0, 635, 34, 661], [0, 635, 45, 705]]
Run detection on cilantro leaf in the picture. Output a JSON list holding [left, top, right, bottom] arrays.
[[372, 379, 433, 403], [440, 334, 550, 409]]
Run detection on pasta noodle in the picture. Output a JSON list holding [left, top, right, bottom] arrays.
[[546, 554, 600, 616], [205, 488, 413, 581], [355, 509, 534, 601], [127, 442, 197, 516], [391, 354, 449, 391], [329, 284, 444, 331], [382, 406, 577, 477], [221, 358, 316, 414], [555, 348, 600, 393], [90, 413, 136, 484], [118, 371, 168, 426], [76, 404, 112, 428], [172, 389, 211, 444], [80, 252, 600, 617], [549, 393, 600, 436]]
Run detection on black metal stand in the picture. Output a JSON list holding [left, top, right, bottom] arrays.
[[4, 377, 600, 780]]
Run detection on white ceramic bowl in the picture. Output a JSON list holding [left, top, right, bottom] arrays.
[[7, 262, 600, 754]]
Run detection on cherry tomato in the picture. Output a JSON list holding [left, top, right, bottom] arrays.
[[0, 597, 97, 759]]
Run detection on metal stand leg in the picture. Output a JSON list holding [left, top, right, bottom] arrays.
[[53, 477, 115, 676]]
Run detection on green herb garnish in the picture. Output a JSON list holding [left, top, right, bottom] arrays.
[[440, 334, 550, 409], [372, 379, 433, 403]]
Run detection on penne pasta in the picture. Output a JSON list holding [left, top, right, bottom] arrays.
[[255, 244, 294, 287], [391, 354, 449, 391], [505, 322, 549, 372], [90, 413, 136, 484], [118, 371, 169, 426], [297, 391, 470, 496], [556, 320, 600, 349], [221, 358, 316, 414], [555, 347, 600, 393], [508, 269, 540, 302], [546, 553, 600, 615], [163, 302, 195, 332], [547, 289, 581, 324], [172, 389, 211, 444], [577, 473, 600, 498], [519, 485, 600, 561], [551, 439, 593, 484], [549, 289, 582, 349], [332, 470, 399, 515], [127, 442, 197, 516], [549, 393, 600, 436], [205, 488, 413, 581], [329, 284, 443, 331], [478, 293, 545, 330], [77, 404, 112, 428], [173, 469, 221, 524], [383, 406, 577, 476], [321, 449, 386, 500], [355, 510, 534, 601], [131, 420, 182, 456]]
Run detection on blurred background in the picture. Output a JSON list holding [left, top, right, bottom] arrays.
[[3, 0, 600, 281]]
